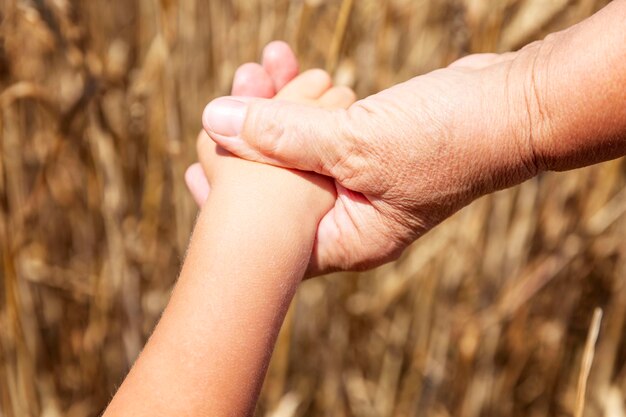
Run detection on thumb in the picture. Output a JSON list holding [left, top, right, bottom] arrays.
[[202, 97, 357, 180]]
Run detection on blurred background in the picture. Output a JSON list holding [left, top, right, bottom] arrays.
[[1, 0, 625, 416]]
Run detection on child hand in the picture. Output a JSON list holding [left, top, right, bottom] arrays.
[[185, 41, 300, 206], [104, 56, 357, 417], [194, 68, 355, 275], [188, 67, 355, 206], [196, 68, 355, 236]]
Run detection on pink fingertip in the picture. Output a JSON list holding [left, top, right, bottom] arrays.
[[232, 62, 275, 97], [262, 40, 299, 90]]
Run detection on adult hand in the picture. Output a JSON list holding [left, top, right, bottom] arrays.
[[203, 3, 626, 275]]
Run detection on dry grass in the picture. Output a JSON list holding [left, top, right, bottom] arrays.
[[1, 0, 625, 416]]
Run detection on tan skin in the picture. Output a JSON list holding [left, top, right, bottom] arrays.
[[200, 1, 626, 275], [103, 71, 354, 416], [107, 4, 625, 413]]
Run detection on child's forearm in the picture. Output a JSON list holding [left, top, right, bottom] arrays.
[[104, 182, 321, 416]]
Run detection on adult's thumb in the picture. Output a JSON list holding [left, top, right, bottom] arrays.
[[202, 96, 356, 179]]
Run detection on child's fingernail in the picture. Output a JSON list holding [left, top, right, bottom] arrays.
[[203, 97, 247, 137]]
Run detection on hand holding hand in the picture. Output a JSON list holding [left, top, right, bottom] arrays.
[[202, 2, 626, 274]]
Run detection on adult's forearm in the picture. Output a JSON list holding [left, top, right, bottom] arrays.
[[527, 0, 626, 171], [104, 188, 318, 417]]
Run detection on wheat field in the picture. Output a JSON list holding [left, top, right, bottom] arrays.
[[1, 0, 625, 416]]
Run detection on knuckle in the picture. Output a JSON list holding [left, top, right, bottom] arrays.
[[337, 86, 357, 105], [305, 68, 332, 88], [244, 102, 286, 159], [334, 102, 397, 193], [325, 108, 370, 185], [255, 123, 285, 159]]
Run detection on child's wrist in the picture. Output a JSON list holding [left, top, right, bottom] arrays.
[[209, 183, 330, 229]]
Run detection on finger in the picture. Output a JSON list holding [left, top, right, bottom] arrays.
[[202, 96, 358, 183], [318, 86, 357, 109], [275, 68, 332, 101], [232, 62, 275, 97], [262, 40, 299, 91], [185, 163, 211, 206]]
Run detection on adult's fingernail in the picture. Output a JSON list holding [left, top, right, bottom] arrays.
[[202, 97, 247, 137]]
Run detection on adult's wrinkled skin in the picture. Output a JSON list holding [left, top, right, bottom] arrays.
[[196, 2, 626, 275]]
